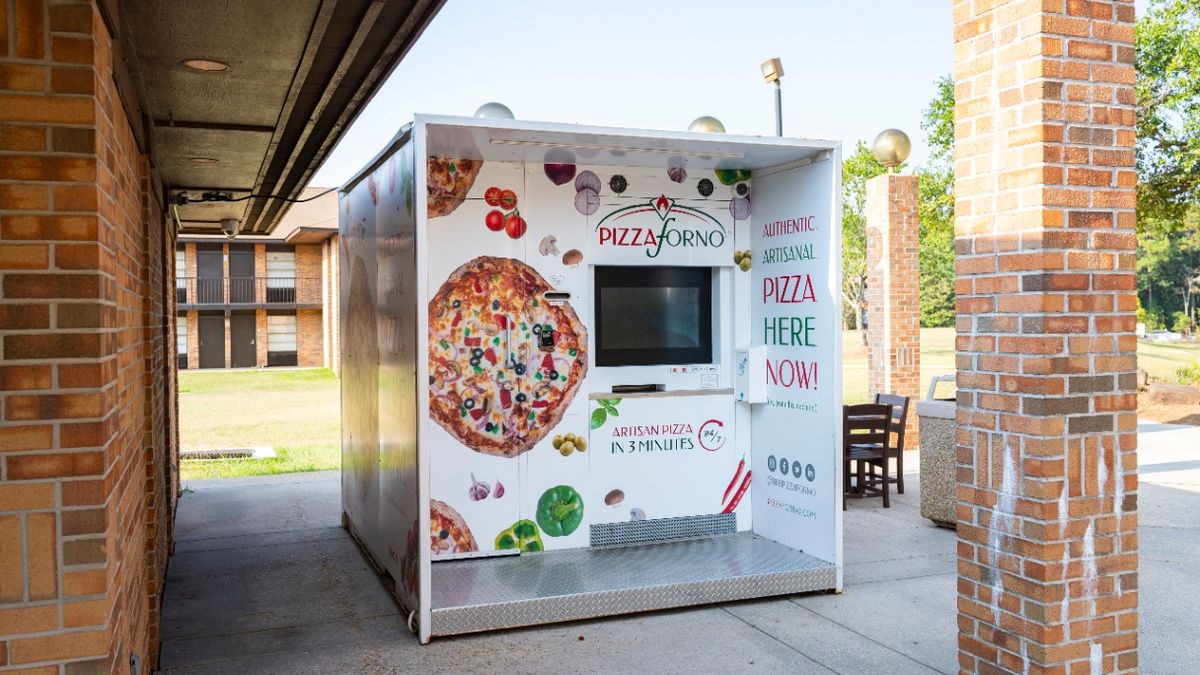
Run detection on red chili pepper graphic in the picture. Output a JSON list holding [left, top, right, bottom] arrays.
[[451, 311, 462, 327], [496, 315, 508, 329], [500, 388, 511, 408], [541, 354, 554, 371], [722, 455, 746, 506], [483, 348, 497, 365], [721, 471, 751, 514]]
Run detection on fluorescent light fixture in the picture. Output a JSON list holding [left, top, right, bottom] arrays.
[[182, 58, 229, 72], [488, 138, 743, 160]]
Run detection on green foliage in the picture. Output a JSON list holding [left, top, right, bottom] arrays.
[[1137, 209, 1200, 330], [1177, 360, 1200, 386], [1136, 0, 1200, 228], [1173, 311, 1194, 334], [916, 74, 957, 328], [840, 141, 891, 331]]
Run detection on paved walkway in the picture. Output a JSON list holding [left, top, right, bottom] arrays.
[[157, 424, 1198, 674]]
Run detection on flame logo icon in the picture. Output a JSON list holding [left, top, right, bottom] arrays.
[[652, 194, 674, 220]]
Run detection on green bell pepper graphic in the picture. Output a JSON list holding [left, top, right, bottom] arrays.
[[536, 485, 584, 537], [495, 519, 543, 552]]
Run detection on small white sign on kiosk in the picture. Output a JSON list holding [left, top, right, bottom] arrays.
[[338, 115, 842, 642]]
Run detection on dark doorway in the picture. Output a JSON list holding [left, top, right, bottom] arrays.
[[197, 249, 224, 304], [198, 314, 225, 369], [230, 312, 257, 368], [229, 248, 255, 303]]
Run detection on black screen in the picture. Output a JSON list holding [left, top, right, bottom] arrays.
[[594, 266, 713, 366]]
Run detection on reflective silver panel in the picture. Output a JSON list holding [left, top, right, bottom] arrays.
[[430, 533, 836, 637], [589, 513, 737, 547]]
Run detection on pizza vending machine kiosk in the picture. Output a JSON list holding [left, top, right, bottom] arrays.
[[339, 115, 843, 642]]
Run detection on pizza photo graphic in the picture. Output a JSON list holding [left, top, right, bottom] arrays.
[[429, 256, 587, 458], [427, 157, 481, 218], [430, 499, 478, 555]]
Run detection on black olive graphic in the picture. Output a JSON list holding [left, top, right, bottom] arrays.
[[609, 174, 628, 194], [697, 178, 714, 197]]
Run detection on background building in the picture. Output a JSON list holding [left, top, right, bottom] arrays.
[[174, 188, 339, 372]]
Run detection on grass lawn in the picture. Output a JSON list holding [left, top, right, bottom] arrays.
[[178, 368, 339, 480], [841, 328, 958, 404], [841, 327, 1200, 404], [178, 333, 1200, 479]]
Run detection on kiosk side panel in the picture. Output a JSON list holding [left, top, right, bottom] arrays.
[[748, 159, 840, 563], [340, 171, 382, 564], [376, 139, 421, 611]]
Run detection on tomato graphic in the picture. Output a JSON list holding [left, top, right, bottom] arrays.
[[484, 186, 503, 206], [504, 214, 527, 239], [499, 189, 517, 210], [485, 209, 505, 232]]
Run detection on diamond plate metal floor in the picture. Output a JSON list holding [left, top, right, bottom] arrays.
[[430, 533, 837, 637]]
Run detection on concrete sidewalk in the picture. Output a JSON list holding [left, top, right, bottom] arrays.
[[157, 424, 1198, 674]]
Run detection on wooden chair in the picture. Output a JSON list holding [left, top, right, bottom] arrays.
[[843, 403, 892, 509], [874, 393, 911, 494]]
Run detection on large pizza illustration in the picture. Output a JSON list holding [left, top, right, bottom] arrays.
[[429, 256, 587, 457], [427, 157, 481, 218], [430, 499, 478, 555]]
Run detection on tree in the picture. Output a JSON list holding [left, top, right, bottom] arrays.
[[1135, 0, 1200, 329], [1138, 207, 1200, 330], [1136, 0, 1200, 229], [840, 141, 890, 342], [916, 75, 956, 328]]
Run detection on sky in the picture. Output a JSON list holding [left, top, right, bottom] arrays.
[[309, 1, 954, 187]]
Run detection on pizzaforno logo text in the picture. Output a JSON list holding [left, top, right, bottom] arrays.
[[595, 194, 726, 259]]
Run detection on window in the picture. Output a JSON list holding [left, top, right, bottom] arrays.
[[175, 249, 187, 303], [266, 251, 296, 302], [176, 319, 188, 369], [267, 313, 298, 366]]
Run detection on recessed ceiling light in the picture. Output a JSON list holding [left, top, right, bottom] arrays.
[[189, 157, 220, 164], [182, 58, 229, 72]]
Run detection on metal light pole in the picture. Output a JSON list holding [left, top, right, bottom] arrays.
[[761, 58, 784, 136]]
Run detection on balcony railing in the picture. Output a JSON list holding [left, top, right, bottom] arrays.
[[176, 277, 322, 307]]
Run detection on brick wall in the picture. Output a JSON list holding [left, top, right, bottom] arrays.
[[0, 1, 176, 671], [321, 235, 339, 373], [953, 0, 1138, 672], [297, 308, 322, 367], [295, 243, 321, 306], [866, 173, 921, 448], [185, 310, 198, 370]]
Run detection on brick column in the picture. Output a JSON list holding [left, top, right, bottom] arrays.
[[325, 234, 340, 373], [953, 1, 1138, 673], [223, 314, 232, 368], [184, 241, 196, 301], [186, 310, 199, 369], [256, 309, 268, 366], [866, 173, 921, 448], [254, 243, 266, 304]]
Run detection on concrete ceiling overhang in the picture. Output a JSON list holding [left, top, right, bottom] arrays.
[[109, 0, 444, 236]]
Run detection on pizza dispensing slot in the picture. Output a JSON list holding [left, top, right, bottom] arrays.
[[610, 383, 665, 394], [544, 291, 570, 303]]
